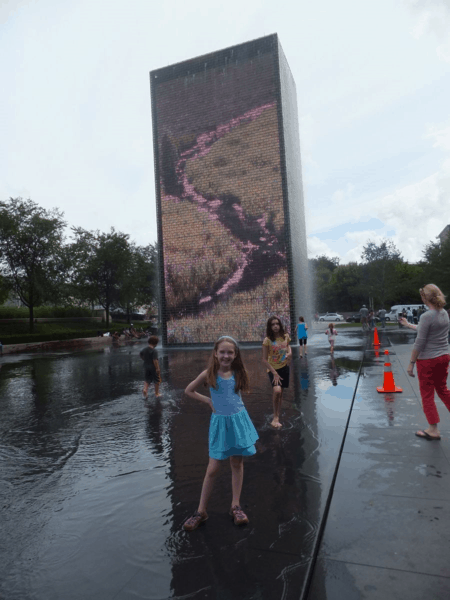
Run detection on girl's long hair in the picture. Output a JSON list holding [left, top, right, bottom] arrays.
[[206, 337, 250, 393], [328, 322, 335, 331], [266, 316, 286, 342]]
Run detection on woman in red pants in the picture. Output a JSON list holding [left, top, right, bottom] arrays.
[[400, 284, 450, 440]]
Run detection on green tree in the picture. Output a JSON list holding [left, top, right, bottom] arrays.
[[393, 262, 424, 304], [330, 262, 364, 310], [0, 272, 12, 305], [421, 237, 450, 297], [309, 255, 339, 312], [69, 228, 133, 326], [360, 239, 402, 308], [118, 243, 157, 323], [0, 197, 66, 332]]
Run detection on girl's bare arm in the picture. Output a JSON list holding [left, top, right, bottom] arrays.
[[262, 344, 282, 385], [285, 334, 292, 364], [185, 370, 214, 410], [262, 344, 277, 376]]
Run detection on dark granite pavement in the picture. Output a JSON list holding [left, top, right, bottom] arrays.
[[306, 328, 450, 599], [2, 327, 450, 599]]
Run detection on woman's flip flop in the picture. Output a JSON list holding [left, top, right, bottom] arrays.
[[415, 430, 441, 441]]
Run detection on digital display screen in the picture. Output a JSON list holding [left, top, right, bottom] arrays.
[[153, 50, 290, 343]]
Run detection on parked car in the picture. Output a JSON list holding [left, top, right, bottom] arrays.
[[346, 313, 380, 323], [319, 312, 345, 322]]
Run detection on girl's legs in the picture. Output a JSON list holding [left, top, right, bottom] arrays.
[[197, 458, 221, 513], [229, 455, 249, 524], [154, 382, 161, 397], [143, 381, 149, 398], [304, 339, 308, 356], [271, 386, 283, 428], [330, 340, 334, 353], [299, 340, 303, 358], [230, 455, 244, 507]]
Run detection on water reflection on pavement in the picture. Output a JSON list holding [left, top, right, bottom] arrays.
[[0, 331, 364, 600]]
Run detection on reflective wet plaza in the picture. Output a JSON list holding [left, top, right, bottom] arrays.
[[1, 330, 365, 600]]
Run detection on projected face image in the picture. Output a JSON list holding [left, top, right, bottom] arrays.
[[155, 58, 290, 343]]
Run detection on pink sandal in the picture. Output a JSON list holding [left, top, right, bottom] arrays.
[[229, 505, 249, 525], [183, 510, 208, 532]]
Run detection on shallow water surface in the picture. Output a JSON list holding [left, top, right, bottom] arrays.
[[0, 332, 364, 600]]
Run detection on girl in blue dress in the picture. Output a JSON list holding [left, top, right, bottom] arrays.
[[183, 336, 259, 532], [296, 316, 308, 358]]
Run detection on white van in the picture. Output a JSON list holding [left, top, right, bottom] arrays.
[[385, 304, 427, 321]]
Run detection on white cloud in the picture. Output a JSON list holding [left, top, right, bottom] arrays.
[[308, 183, 362, 235], [307, 236, 339, 260], [407, 0, 450, 62], [426, 122, 450, 151], [375, 168, 450, 262]]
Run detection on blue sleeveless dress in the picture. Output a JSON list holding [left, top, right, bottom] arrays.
[[209, 374, 259, 460], [297, 322, 307, 340]]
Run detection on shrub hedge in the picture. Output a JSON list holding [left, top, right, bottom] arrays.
[[0, 306, 92, 319], [0, 330, 103, 345], [0, 320, 152, 345]]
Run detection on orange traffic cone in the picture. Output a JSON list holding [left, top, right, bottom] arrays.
[[373, 328, 380, 347], [377, 350, 402, 393]]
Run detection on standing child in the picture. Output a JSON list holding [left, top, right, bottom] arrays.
[[297, 316, 308, 358], [262, 316, 292, 428], [139, 335, 161, 398], [325, 323, 338, 353], [182, 336, 258, 532]]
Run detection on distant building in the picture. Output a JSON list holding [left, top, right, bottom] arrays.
[[438, 225, 450, 243]]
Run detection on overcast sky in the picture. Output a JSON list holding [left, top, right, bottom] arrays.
[[1, 0, 450, 264]]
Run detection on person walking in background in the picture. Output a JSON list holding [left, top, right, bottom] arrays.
[[139, 335, 161, 398], [406, 307, 413, 324], [368, 309, 375, 330], [182, 336, 258, 531], [325, 323, 338, 353], [378, 307, 386, 329], [262, 316, 292, 428], [360, 305, 369, 331], [297, 316, 308, 358], [400, 284, 450, 441]]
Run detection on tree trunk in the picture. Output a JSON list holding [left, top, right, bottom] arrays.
[[29, 302, 34, 333], [127, 302, 131, 325], [106, 304, 110, 327]]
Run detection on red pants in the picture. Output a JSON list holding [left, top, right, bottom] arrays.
[[416, 354, 450, 424]]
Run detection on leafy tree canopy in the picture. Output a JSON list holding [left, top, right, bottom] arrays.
[[421, 237, 450, 298], [0, 197, 66, 332]]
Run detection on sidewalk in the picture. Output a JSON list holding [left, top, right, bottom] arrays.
[[306, 329, 450, 599]]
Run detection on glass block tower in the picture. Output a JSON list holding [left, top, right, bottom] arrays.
[[150, 34, 310, 345]]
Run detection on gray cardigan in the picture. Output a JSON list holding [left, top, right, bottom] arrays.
[[413, 309, 449, 360]]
